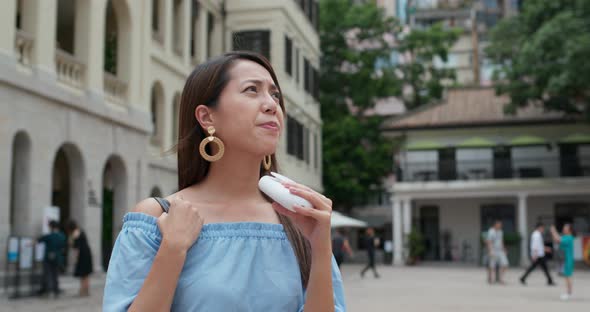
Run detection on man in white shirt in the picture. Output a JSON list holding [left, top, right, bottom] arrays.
[[487, 220, 509, 284], [520, 222, 555, 285]]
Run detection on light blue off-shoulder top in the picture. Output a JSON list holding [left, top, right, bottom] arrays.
[[103, 212, 346, 311]]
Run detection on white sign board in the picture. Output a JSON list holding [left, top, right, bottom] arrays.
[[19, 238, 33, 269], [42, 206, 60, 234], [384, 240, 393, 253], [35, 242, 46, 262], [7, 237, 19, 263], [574, 237, 583, 261]]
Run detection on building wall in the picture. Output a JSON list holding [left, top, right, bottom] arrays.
[[1, 0, 322, 270], [402, 0, 519, 85], [449, 35, 474, 84], [415, 198, 489, 263], [0, 80, 146, 272]]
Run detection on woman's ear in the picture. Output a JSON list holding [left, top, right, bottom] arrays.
[[195, 105, 215, 130]]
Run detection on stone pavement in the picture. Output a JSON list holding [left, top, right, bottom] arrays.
[[1, 273, 105, 312], [341, 264, 589, 312], [1, 265, 588, 311]]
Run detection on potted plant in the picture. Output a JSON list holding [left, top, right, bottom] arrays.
[[406, 230, 425, 265], [503, 232, 522, 267]]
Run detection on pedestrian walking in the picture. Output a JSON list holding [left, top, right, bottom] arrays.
[[520, 222, 555, 286], [360, 227, 380, 279], [486, 220, 509, 284], [66, 220, 94, 297], [333, 229, 353, 267], [550, 224, 575, 300], [37, 220, 66, 298]]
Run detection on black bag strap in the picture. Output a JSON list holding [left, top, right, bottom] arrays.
[[153, 197, 170, 213]]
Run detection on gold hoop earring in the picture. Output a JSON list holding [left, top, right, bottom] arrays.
[[263, 155, 272, 171], [199, 126, 224, 162]]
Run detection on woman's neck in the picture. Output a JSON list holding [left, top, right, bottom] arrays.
[[197, 150, 265, 203], [182, 150, 279, 224]]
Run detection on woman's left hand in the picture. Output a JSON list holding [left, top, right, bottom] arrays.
[[271, 182, 332, 250]]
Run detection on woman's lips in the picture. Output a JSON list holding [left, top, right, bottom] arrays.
[[259, 122, 279, 131]]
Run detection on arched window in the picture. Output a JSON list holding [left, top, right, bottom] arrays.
[[56, 0, 76, 54], [172, 93, 181, 144], [173, 0, 184, 56], [103, 0, 132, 104]]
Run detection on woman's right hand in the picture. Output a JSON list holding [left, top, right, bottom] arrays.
[[156, 195, 204, 252]]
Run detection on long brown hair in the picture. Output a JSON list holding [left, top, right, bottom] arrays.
[[176, 51, 311, 288]]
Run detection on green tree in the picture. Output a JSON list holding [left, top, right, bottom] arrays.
[[322, 115, 396, 211], [320, 0, 400, 211], [397, 23, 462, 109], [486, 0, 590, 120], [320, 0, 402, 118], [319, 0, 459, 211]]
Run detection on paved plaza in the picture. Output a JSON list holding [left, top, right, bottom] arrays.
[[2, 265, 589, 311], [342, 264, 589, 311]]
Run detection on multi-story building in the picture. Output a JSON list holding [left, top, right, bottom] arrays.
[[0, 0, 322, 271], [382, 87, 590, 266], [382, 0, 520, 85]]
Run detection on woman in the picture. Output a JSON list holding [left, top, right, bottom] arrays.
[[103, 51, 346, 311], [66, 220, 93, 296], [550, 224, 575, 301]]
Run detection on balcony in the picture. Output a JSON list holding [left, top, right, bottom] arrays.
[[398, 157, 590, 182], [103, 72, 128, 107], [14, 30, 34, 67], [55, 49, 85, 88]]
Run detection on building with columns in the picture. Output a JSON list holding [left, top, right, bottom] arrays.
[[0, 0, 322, 271], [383, 87, 590, 266]]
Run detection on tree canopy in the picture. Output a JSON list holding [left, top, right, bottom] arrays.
[[319, 0, 459, 211], [486, 0, 590, 120]]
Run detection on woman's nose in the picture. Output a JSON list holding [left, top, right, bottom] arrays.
[[262, 95, 277, 113]]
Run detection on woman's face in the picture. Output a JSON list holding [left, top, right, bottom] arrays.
[[563, 224, 572, 235], [201, 60, 284, 157]]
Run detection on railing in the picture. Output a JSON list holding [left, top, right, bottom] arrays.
[[14, 30, 34, 67], [398, 157, 590, 182], [55, 49, 85, 88], [103, 72, 128, 107]]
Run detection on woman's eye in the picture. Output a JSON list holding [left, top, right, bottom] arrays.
[[245, 86, 257, 93], [272, 92, 281, 99]]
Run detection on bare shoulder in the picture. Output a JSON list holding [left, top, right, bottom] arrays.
[[131, 198, 165, 218]]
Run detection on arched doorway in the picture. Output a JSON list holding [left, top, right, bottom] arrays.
[[150, 81, 165, 147], [102, 155, 127, 271], [51, 143, 85, 270], [51, 143, 85, 228], [10, 131, 31, 236], [52, 149, 71, 224]]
